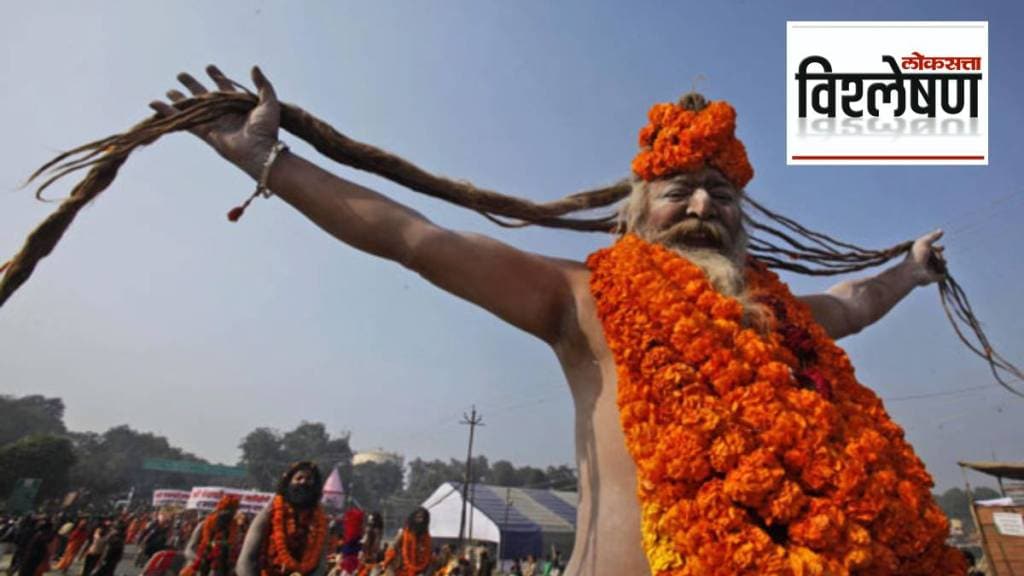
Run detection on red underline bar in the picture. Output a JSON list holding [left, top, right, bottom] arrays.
[[792, 155, 986, 160]]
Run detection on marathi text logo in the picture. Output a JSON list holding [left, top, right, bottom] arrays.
[[795, 52, 982, 119]]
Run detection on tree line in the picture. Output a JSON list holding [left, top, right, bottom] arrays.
[[0, 393, 577, 518]]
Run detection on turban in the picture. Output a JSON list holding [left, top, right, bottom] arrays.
[[631, 93, 754, 189]]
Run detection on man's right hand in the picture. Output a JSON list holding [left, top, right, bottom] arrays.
[[146, 66, 576, 347], [148, 65, 280, 180]]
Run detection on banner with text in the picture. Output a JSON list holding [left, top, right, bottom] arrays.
[[185, 486, 274, 514], [151, 489, 191, 508]]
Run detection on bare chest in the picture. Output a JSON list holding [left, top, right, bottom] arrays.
[[554, 292, 650, 575]]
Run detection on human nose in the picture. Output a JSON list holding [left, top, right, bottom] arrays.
[[686, 188, 714, 219]]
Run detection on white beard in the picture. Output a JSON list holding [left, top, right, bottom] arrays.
[[633, 221, 772, 331], [666, 242, 772, 332], [672, 246, 747, 298]]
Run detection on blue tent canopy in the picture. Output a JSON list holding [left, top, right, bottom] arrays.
[[422, 482, 577, 560]]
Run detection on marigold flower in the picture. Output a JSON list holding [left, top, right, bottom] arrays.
[[709, 425, 753, 473], [759, 480, 809, 526], [632, 99, 753, 188], [723, 449, 785, 508], [586, 234, 964, 574], [789, 499, 846, 551]]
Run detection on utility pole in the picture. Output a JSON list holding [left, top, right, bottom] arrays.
[[457, 405, 484, 549], [468, 480, 476, 542]]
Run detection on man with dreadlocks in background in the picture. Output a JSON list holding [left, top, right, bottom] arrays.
[[149, 67, 965, 575], [355, 512, 385, 576], [237, 462, 329, 576], [182, 495, 245, 576], [388, 509, 431, 576]]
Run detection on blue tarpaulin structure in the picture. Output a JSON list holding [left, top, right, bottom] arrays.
[[421, 482, 577, 560]]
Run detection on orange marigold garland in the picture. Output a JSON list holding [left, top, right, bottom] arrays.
[[631, 99, 753, 189], [399, 529, 431, 576], [264, 495, 327, 576], [181, 496, 243, 576], [586, 234, 965, 575]]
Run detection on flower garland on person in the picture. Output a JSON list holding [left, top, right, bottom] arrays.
[[399, 529, 431, 576], [181, 495, 243, 576], [264, 494, 327, 576], [398, 508, 432, 576], [587, 234, 967, 575]]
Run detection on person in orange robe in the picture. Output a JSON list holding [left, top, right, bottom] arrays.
[[55, 520, 89, 572]]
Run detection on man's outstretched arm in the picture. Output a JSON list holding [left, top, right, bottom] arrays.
[[267, 152, 575, 344], [799, 229, 945, 340], [151, 66, 575, 345]]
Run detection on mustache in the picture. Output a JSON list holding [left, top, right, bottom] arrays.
[[654, 218, 732, 248]]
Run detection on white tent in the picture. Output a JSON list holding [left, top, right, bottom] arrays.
[[421, 482, 577, 560]]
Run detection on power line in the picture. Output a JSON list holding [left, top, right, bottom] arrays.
[[883, 384, 1000, 402], [942, 189, 1024, 239]]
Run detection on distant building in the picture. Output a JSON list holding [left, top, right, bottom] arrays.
[[353, 450, 403, 467]]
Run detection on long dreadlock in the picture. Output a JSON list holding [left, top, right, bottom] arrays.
[[1, 89, 1020, 397]]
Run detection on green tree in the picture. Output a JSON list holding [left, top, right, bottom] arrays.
[[281, 423, 330, 462], [321, 434, 355, 490], [238, 422, 352, 492], [405, 458, 462, 503], [0, 435, 76, 501], [487, 460, 522, 487], [351, 460, 404, 512], [544, 465, 578, 491], [68, 425, 207, 501], [469, 455, 490, 484], [239, 428, 286, 490], [934, 486, 1002, 534], [0, 395, 67, 446], [480, 460, 576, 490], [518, 466, 548, 488]]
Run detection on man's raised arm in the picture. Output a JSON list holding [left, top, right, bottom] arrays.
[[151, 66, 575, 345], [799, 229, 946, 339], [266, 152, 576, 344]]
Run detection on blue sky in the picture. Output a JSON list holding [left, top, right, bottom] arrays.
[[2, 1, 1022, 492]]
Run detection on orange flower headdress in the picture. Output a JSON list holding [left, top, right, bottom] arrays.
[[631, 93, 754, 189], [215, 494, 241, 513]]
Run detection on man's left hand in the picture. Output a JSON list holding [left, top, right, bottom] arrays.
[[906, 229, 946, 286]]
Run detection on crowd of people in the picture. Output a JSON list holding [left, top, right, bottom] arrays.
[[0, 462, 563, 576], [0, 509, 182, 576]]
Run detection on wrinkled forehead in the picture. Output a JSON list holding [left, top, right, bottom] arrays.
[[649, 168, 736, 195]]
